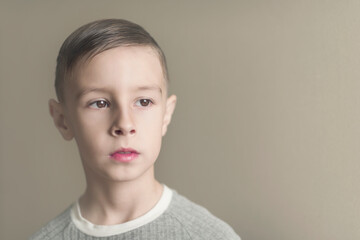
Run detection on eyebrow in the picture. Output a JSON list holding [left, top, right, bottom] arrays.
[[76, 85, 162, 100], [135, 85, 162, 94]]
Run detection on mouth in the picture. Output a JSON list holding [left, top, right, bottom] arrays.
[[109, 148, 139, 163]]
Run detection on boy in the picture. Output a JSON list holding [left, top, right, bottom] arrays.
[[31, 19, 240, 240]]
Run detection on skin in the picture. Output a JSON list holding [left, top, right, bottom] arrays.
[[48, 46, 177, 225]]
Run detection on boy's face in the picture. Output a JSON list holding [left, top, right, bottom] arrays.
[[49, 46, 176, 183]]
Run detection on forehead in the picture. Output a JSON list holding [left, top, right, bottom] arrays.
[[67, 46, 167, 97]]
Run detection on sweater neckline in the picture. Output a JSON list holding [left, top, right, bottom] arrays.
[[70, 185, 173, 237]]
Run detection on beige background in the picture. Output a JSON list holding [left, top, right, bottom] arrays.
[[1, 1, 360, 239]]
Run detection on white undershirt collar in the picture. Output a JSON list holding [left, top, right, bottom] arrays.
[[71, 185, 173, 237]]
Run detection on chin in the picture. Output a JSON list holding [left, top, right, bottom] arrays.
[[102, 165, 155, 183]]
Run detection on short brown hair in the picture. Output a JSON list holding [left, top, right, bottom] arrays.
[[55, 19, 169, 102]]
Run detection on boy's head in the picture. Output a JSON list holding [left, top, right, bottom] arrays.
[[55, 19, 169, 103], [49, 19, 177, 183]]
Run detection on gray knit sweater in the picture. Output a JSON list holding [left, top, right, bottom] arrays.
[[30, 187, 240, 240]]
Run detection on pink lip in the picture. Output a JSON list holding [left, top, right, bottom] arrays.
[[110, 148, 139, 163]]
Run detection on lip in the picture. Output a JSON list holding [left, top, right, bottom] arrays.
[[109, 148, 139, 163]]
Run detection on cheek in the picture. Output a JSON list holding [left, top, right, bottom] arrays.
[[137, 110, 164, 134], [77, 109, 109, 130], [136, 111, 164, 150], [73, 112, 109, 150]]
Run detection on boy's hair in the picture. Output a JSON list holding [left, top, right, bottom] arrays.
[[55, 19, 169, 103]]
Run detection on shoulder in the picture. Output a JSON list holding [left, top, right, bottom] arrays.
[[29, 205, 73, 240], [165, 189, 241, 240]]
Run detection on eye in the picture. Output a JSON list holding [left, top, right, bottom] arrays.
[[135, 99, 153, 107], [89, 100, 110, 109]]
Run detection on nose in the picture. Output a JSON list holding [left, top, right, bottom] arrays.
[[110, 108, 136, 137]]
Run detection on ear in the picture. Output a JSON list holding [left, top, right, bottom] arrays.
[[48, 99, 74, 141], [162, 95, 177, 136]]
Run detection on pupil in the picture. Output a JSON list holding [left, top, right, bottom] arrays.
[[141, 100, 149, 106], [97, 101, 106, 108]]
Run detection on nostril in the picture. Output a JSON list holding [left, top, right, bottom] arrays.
[[113, 129, 135, 135]]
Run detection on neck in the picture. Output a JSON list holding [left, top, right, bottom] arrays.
[[79, 167, 163, 225]]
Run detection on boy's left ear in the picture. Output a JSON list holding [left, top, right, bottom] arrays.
[[162, 95, 177, 136]]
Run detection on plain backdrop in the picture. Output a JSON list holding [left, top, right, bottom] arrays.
[[1, 1, 360, 239]]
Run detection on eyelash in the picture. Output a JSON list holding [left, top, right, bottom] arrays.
[[89, 100, 110, 109], [88, 99, 154, 109], [135, 99, 154, 107]]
